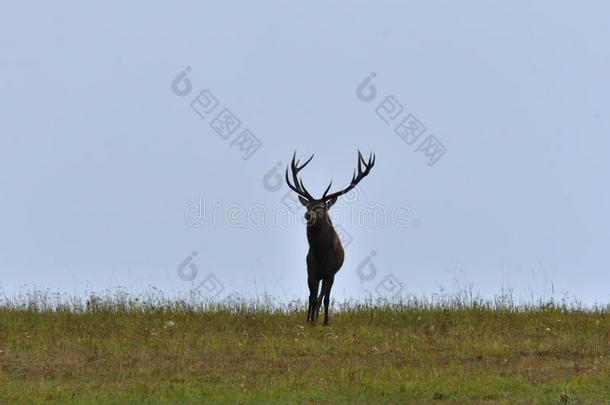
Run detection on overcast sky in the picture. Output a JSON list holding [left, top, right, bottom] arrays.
[[1, 2, 608, 305]]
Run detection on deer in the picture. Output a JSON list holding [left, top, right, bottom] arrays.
[[286, 150, 375, 325]]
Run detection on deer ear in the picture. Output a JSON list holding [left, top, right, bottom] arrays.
[[326, 197, 338, 209], [298, 196, 309, 207]]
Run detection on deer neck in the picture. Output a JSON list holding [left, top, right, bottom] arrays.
[[306, 218, 336, 249]]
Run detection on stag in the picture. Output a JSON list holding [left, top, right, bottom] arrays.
[[286, 150, 375, 325]]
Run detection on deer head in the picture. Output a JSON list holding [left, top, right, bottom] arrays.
[[285, 150, 376, 227]]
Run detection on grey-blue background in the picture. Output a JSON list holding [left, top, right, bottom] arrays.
[[1, 2, 608, 304]]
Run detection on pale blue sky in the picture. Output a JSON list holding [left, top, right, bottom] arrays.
[[1, 2, 609, 304]]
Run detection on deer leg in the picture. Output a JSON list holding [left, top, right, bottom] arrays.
[[307, 277, 320, 323], [314, 276, 334, 325], [313, 286, 324, 324], [322, 276, 335, 326]]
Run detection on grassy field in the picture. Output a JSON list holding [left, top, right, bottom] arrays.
[[0, 292, 608, 404]]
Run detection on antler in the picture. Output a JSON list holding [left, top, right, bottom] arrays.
[[322, 150, 375, 201], [285, 151, 315, 201]]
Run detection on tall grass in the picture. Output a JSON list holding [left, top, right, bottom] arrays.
[[1, 285, 607, 314]]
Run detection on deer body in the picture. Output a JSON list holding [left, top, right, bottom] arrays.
[[306, 221, 344, 276], [305, 217, 345, 325], [286, 150, 375, 325]]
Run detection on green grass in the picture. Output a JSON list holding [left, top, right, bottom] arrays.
[[0, 291, 608, 404]]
